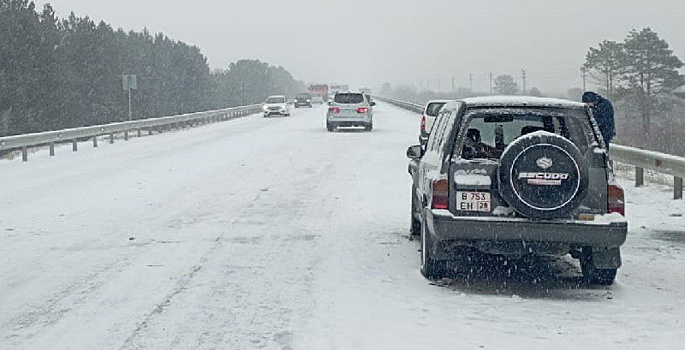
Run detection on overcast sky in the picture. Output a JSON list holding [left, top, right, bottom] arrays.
[[35, 0, 685, 94]]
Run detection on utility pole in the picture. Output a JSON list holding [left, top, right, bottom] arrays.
[[128, 87, 132, 121], [521, 69, 527, 95], [489, 72, 493, 95], [451, 76, 455, 93], [469, 73, 473, 92], [122, 74, 137, 121], [241, 82, 245, 105], [580, 67, 588, 91]]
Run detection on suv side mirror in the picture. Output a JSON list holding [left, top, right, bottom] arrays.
[[370, 101, 376, 106], [406, 145, 422, 159]]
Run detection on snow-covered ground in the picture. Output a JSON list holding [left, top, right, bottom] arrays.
[[1, 103, 684, 349]]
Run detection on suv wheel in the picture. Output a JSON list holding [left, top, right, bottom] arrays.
[[580, 251, 617, 285], [326, 122, 335, 132], [420, 220, 447, 279], [410, 187, 420, 236], [365, 123, 373, 131]]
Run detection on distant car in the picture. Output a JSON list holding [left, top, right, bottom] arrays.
[[295, 93, 313, 108], [419, 100, 449, 147], [263, 95, 291, 117], [407, 96, 627, 285], [311, 95, 324, 104], [326, 92, 375, 132]]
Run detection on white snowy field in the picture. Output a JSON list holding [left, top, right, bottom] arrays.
[[1, 102, 684, 350]]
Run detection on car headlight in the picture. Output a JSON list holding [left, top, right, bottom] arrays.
[[263, 105, 269, 111], [307, 99, 310, 102]]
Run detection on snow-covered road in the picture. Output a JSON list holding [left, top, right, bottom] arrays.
[[1, 103, 684, 349]]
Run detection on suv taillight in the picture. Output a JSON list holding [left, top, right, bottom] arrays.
[[356, 107, 369, 113], [328, 107, 340, 113], [608, 184, 625, 216], [420, 115, 427, 133], [431, 179, 449, 209]]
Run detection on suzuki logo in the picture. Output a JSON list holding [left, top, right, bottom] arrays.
[[536, 157, 553, 169]]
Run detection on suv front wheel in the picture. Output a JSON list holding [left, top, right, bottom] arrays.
[[410, 190, 420, 236]]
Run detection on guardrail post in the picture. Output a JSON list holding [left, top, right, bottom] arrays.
[[676, 177, 683, 200], [93, 137, 98, 148], [124, 131, 129, 141], [22, 147, 28, 162], [49, 142, 55, 156], [148, 130, 152, 136], [635, 167, 644, 187], [137, 129, 142, 137], [72, 139, 78, 152], [109, 133, 114, 144]]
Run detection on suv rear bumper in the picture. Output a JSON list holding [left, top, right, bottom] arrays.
[[426, 209, 627, 247], [327, 116, 372, 125]]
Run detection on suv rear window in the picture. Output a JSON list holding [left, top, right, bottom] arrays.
[[456, 108, 594, 160], [296, 93, 310, 98], [425, 102, 445, 117], [334, 93, 364, 104]]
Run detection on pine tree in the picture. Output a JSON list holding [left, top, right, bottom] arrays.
[[493, 75, 518, 95], [583, 40, 625, 99], [621, 28, 684, 134]]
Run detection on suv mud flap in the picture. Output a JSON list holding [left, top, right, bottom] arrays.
[[590, 247, 622, 269]]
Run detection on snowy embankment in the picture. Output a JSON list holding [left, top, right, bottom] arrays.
[[0, 103, 683, 349]]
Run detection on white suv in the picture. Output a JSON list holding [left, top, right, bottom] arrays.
[[326, 92, 375, 132], [263, 95, 291, 117], [419, 100, 449, 145]]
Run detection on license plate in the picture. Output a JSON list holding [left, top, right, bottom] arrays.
[[456, 191, 491, 212]]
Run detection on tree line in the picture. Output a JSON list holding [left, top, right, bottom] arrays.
[[0, 1, 305, 137]]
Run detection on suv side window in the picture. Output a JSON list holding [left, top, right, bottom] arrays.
[[427, 109, 450, 152]]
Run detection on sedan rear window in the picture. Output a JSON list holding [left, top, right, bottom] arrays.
[[334, 93, 364, 104]]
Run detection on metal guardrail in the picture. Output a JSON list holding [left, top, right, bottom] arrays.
[[0, 104, 262, 162], [378, 96, 685, 199]]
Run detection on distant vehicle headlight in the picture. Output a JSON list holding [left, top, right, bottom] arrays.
[[263, 105, 269, 111]]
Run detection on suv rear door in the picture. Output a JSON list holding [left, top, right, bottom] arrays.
[[331, 93, 369, 117], [447, 107, 608, 218]]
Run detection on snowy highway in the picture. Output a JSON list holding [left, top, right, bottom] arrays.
[[1, 103, 684, 349]]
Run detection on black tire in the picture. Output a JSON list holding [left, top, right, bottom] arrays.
[[420, 219, 447, 279], [498, 131, 589, 219], [326, 123, 335, 132], [581, 251, 617, 285], [365, 123, 373, 131], [410, 187, 421, 236]]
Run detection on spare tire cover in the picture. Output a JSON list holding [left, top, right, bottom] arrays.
[[498, 131, 588, 219]]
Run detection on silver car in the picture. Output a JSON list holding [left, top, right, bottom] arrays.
[[326, 92, 375, 132]]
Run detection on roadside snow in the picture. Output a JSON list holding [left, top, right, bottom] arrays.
[[0, 102, 684, 350]]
